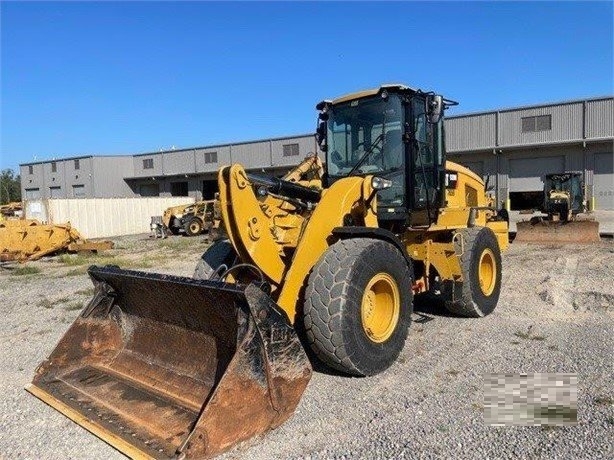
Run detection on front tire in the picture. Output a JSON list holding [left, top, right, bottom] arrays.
[[445, 227, 502, 317], [184, 217, 204, 236], [303, 238, 413, 376], [193, 239, 235, 280]]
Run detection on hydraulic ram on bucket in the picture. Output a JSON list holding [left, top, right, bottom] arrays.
[[27, 265, 312, 459]]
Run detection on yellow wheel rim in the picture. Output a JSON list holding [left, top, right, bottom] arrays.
[[478, 248, 496, 296], [361, 273, 400, 343], [189, 222, 200, 233]]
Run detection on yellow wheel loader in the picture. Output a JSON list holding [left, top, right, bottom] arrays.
[[28, 84, 508, 458], [515, 172, 600, 243]]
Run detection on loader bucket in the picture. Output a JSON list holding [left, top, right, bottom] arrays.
[[27, 265, 312, 459], [515, 219, 600, 244]]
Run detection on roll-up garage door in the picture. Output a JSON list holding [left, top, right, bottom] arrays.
[[509, 156, 565, 192], [594, 152, 613, 210]]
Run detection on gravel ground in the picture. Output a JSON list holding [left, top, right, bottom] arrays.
[[1, 235, 612, 459]]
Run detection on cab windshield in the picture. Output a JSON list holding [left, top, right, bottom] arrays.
[[326, 95, 403, 177]]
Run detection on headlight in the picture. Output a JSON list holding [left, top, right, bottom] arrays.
[[371, 176, 392, 190]]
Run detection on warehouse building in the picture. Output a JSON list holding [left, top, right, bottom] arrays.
[[20, 96, 614, 210]]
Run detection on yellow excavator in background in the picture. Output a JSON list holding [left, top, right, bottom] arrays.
[[28, 84, 508, 459]]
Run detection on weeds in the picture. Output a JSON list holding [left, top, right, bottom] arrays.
[[159, 238, 202, 252], [12, 266, 41, 276], [513, 325, 547, 341], [38, 298, 54, 309], [38, 296, 71, 309], [64, 301, 84, 311], [34, 329, 52, 336], [65, 267, 88, 277], [75, 287, 95, 296], [56, 254, 91, 266]]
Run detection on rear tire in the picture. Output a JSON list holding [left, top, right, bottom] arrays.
[[445, 227, 502, 317], [185, 217, 204, 236], [303, 238, 413, 376], [193, 239, 236, 280]]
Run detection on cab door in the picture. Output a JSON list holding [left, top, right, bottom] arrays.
[[408, 95, 445, 226]]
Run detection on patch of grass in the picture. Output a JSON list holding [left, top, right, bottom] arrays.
[[38, 298, 54, 309], [12, 266, 42, 276], [38, 296, 71, 309], [56, 254, 91, 266], [64, 301, 84, 311], [75, 287, 95, 296], [159, 238, 202, 252], [65, 267, 88, 277], [34, 328, 52, 336], [436, 425, 448, 433]]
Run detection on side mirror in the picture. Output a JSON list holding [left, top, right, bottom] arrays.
[[427, 94, 443, 124]]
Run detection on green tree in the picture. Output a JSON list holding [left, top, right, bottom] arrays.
[[0, 169, 21, 205]]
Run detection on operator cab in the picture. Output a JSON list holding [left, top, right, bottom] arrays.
[[316, 84, 456, 228]]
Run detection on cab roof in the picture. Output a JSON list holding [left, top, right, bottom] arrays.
[[331, 84, 417, 105]]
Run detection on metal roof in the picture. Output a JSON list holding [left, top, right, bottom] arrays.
[[446, 95, 613, 119]]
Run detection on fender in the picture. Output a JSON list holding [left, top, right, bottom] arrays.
[[330, 226, 414, 267]]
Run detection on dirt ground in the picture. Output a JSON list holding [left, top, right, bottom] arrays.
[[0, 234, 612, 459]]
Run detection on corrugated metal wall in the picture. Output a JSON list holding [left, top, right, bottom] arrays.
[[29, 197, 195, 239], [586, 99, 614, 139], [498, 103, 583, 146], [230, 142, 271, 169], [195, 146, 231, 172], [133, 153, 164, 177], [164, 150, 196, 175], [445, 114, 496, 152], [271, 136, 317, 167]]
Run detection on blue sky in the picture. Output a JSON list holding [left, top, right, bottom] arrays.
[[1, 1, 612, 171]]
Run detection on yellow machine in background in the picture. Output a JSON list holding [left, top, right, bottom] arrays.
[[158, 155, 324, 239], [0, 219, 114, 262], [0, 201, 23, 221], [515, 172, 600, 243], [29, 84, 508, 458], [161, 200, 216, 236]]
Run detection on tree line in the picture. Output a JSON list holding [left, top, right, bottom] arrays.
[[1, 169, 21, 205]]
